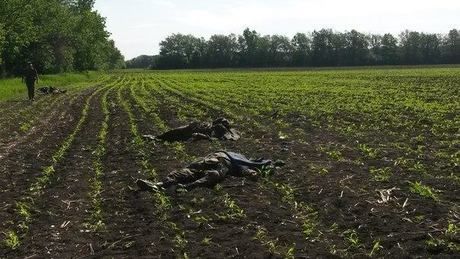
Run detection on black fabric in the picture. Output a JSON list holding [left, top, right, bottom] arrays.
[[220, 151, 272, 168], [156, 122, 212, 142], [155, 118, 240, 142], [26, 81, 35, 100], [24, 67, 38, 82]]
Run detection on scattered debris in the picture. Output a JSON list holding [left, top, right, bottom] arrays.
[[376, 187, 400, 204]]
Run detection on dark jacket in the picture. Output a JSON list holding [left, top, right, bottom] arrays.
[[24, 67, 38, 83]]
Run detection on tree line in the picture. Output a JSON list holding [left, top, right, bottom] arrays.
[[129, 28, 460, 69], [0, 0, 125, 77]]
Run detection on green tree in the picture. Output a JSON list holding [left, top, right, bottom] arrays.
[[0, 0, 123, 76], [380, 33, 399, 65], [291, 33, 311, 66], [126, 55, 154, 69], [268, 35, 293, 66], [419, 33, 441, 64], [238, 28, 261, 66], [0, 23, 5, 68], [369, 34, 382, 64], [206, 34, 238, 67], [399, 30, 423, 64], [158, 34, 204, 68], [311, 29, 335, 66], [343, 30, 369, 66], [442, 29, 460, 64]]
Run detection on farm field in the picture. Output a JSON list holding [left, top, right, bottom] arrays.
[[0, 67, 459, 258]]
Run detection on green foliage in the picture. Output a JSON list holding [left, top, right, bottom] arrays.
[[408, 181, 439, 200], [2, 231, 20, 250], [154, 28, 460, 69], [370, 167, 392, 182], [343, 229, 364, 249], [0, 0, 124, 76], [369, 240, 383, 257], [254, 226, 295, 258], [0, 71, 101, 101]]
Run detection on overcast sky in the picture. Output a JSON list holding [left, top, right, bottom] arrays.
[[94, 0, 460, 60]]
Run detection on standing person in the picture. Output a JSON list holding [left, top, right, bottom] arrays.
[[22, 62, 39, 101]]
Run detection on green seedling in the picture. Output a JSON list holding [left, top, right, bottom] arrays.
[[358, 144, 379, 159], [2, 231, 20, 250], [408, 181, 439, 201], [369, 240, 383, 256], [343, 229, 363, 249], [201, 237, 212, 246], [16, 202, 31, 221], [370, 167, 392, 182]]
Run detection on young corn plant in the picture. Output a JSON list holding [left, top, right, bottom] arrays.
[[1, 85, 108, 250], [86, 86, 115, 231], [408, 181, 439, 201], [118, 82, 189, 256]]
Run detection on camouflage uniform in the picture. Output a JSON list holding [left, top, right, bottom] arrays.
[[154, 118, 240, 142], [23, 65, 38, 100], [136, 151, 269, 191]]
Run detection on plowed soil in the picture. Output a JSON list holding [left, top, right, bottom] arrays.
[[1, 71, 458, 258]]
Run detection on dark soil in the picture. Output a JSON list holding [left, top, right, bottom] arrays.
[[0, 78, 458, 258]]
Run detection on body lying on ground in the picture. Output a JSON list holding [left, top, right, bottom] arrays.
[[136, 151, 284, 192], [38, 86, 67, 94], [143, 118, 240, 142]]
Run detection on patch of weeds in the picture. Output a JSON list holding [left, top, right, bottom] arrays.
[[19, 122, 32, 133], [192, 215, 210, 224], [358, 144, 379, 159], [254, 226, 295, 258], [343, 229, 363, 250], [446, 222, 458, 238], [2, 230, 20, 250], [370, 167, 392, 182], [414, 215, 425, 223], [201, 237, 212, 246], [426, 235, 449, 253], [268, 181, 318, 240], [302, 220, 316, 237], [329, 223, 339, 233], [369, 239, 383, 256], [326, 150, 344, 161], [258, 165, 274, 178], [408, 161, 427, 175], [15, 202, 31, 221], [408, 181, 439, 201], [215, 193, 246, 221], [310, 164, 329, 175]]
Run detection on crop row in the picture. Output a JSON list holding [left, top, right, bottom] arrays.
[[147, 71, 459, 255], [134, 76, 326, 257], [159, 75, 455, 201], [117, 80, 192, 258], [160, 73, 458, 187], [85, 78, 122, 231], [1, 84, 112, 251], [135, 79, 303, 257]]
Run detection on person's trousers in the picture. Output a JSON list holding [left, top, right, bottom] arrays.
[[26, 81, 35, 100]]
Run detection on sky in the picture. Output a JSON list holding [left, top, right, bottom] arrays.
[[94, 0, 460, 60]]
